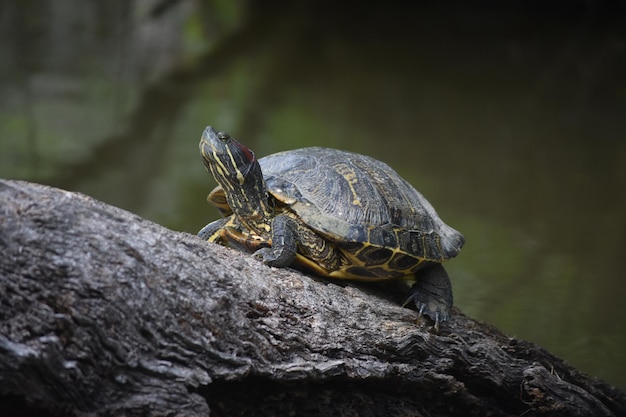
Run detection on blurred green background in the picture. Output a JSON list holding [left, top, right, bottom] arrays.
[[1, 0, 625, 389]]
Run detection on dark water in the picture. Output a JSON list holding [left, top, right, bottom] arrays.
[[2, 1, 625, 389]]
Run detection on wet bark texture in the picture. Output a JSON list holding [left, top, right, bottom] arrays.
[[1, 179, 625, 417]]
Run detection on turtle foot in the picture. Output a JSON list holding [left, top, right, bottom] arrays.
[[252, 246, 296, 268], [402, 264, 453, 331], [403, 292, 451, 332]]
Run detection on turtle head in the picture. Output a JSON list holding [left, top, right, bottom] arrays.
[[200, 126, 258, 185], [199, 126, 272, 233]]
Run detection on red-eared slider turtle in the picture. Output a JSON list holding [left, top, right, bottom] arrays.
[[198, 126, 464, 329]]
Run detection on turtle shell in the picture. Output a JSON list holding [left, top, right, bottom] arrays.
[[258, 147, 464, 278]]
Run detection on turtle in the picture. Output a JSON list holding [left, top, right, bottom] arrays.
[[198, 126, 464, 329]]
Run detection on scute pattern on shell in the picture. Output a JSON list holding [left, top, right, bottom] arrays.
[[259, 147, 463, 262]]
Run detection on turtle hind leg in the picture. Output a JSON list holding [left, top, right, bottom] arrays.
[[403, 263, 453, 331]]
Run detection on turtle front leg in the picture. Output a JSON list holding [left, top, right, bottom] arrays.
[[253, 214, 299, 267], [198, 217, 231, 241], [403, 263, 453, 331]]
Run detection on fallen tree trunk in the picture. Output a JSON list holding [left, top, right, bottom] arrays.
[[0, 179, 624, 417]]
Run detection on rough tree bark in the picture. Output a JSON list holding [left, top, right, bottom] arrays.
[[0, 179, 624, 417]]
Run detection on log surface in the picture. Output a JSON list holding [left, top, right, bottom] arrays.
[[0, 179, 624, 416]]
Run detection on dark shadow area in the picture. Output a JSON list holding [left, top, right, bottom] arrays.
[[201, 375, 522, 417]]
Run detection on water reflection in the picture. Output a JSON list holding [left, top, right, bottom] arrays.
[[1, 0, 625, 389]]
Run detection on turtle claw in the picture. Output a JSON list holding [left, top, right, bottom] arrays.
[[432, 312, 441, 332], [418, 303, 426, 317], [411, 302, 426, 326], [419, 304, 441, 331], [406, 295, 443, 332]]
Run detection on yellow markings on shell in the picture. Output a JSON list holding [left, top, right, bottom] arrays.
[[336, 226, 427, 278], [335, 163, 361, 206]]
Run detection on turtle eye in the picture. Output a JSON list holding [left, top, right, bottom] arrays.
[[217, 131, 230, 142]]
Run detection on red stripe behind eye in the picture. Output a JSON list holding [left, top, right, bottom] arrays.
[[234, 141, 255, 163]]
